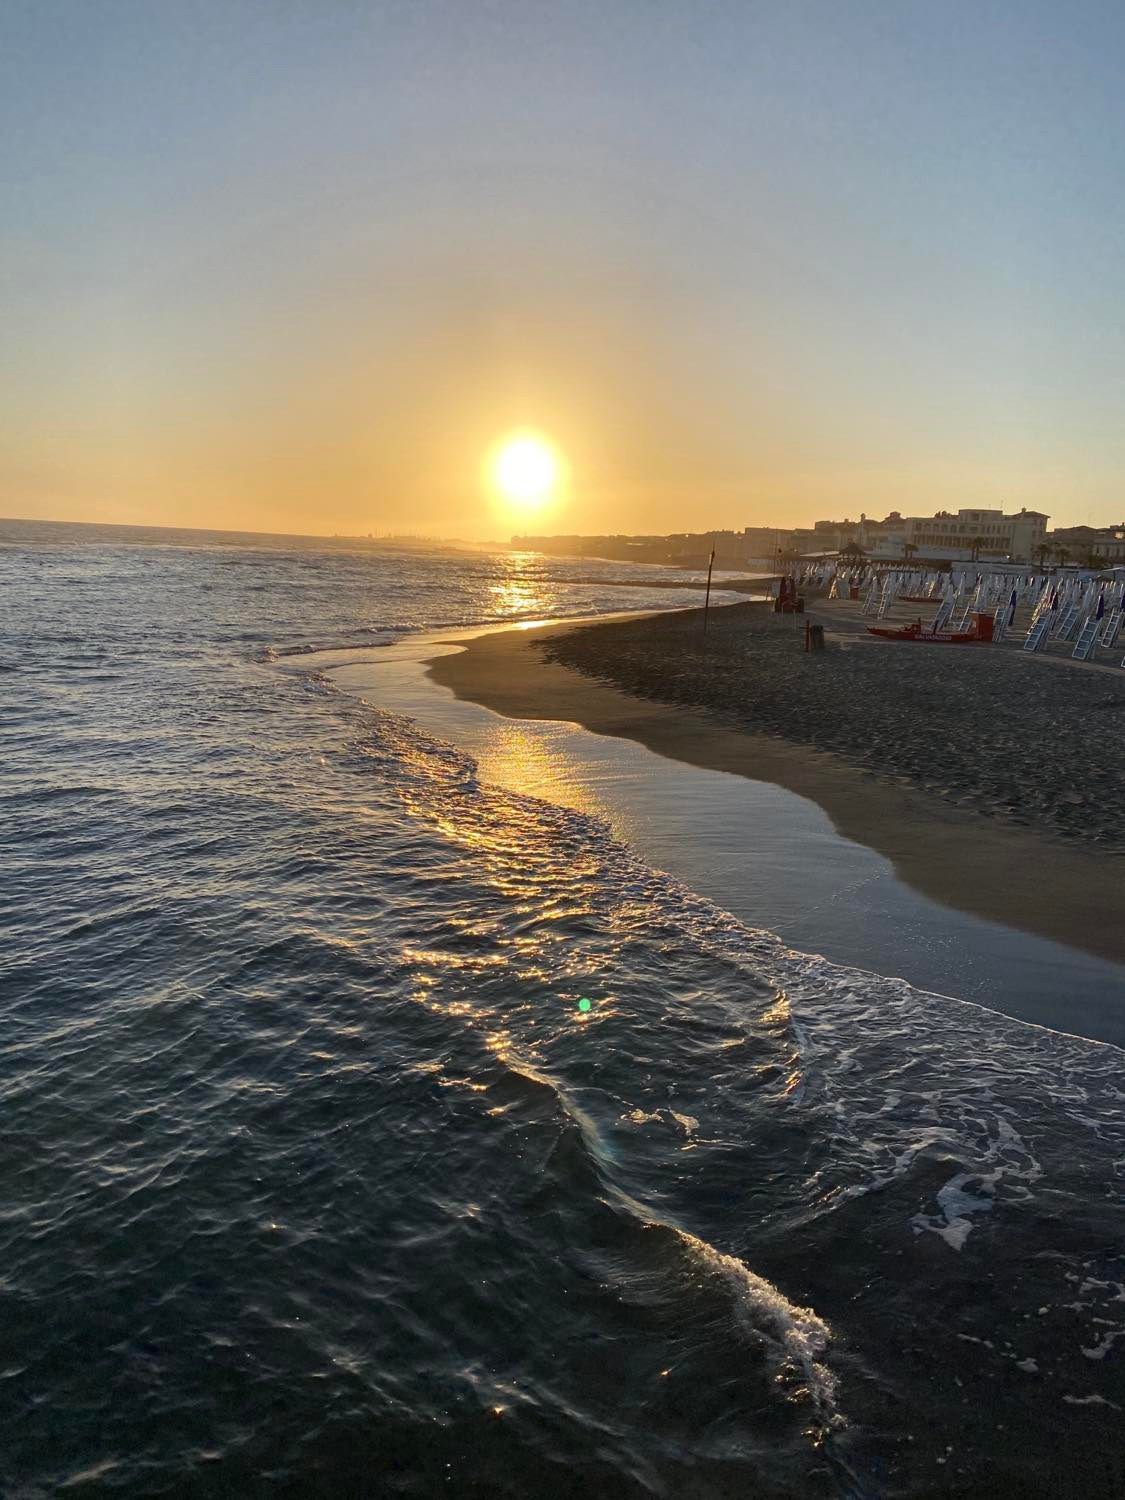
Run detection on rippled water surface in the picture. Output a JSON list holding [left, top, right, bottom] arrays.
[[3, 521, 1124, 1497]]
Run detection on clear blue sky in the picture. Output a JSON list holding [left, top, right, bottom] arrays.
[[3, 0, 1124, 536]]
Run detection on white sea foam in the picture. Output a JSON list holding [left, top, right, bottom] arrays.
[[1081, 1330, 1125, 1361], [672, 1226, 840, 1421], [1063, 1392, 1122, 1410]]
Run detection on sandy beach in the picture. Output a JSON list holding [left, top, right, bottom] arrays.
[[428, 602, 1125, 968]]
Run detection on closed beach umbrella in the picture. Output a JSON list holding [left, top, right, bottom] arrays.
[[1096, 591, 1105, 620], [1007, 588, 1017, 625], [1050, 588, 1059, 610]]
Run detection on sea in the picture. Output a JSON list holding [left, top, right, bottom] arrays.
[[2, 519, 1123, 1499]]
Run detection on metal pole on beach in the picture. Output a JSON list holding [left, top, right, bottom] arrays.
[[702, 545, 716, 644]]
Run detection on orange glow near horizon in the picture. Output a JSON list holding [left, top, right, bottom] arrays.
[[8, 7, 1125, 541]]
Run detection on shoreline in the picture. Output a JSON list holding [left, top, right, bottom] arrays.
[[426, 608, 1125, 973]]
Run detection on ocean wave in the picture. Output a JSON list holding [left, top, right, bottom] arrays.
[[669, 1224, 839, 1416]]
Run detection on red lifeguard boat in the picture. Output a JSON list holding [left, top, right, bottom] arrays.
[[867, 614, 993, 644]]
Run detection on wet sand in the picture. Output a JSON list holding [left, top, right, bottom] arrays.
[[427, 606, 1125, 970]]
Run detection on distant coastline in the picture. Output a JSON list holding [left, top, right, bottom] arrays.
[[0, 516, 487, 554]]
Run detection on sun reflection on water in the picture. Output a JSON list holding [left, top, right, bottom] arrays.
[[473, 721, 606, 821], [489, 579, 547, 617]]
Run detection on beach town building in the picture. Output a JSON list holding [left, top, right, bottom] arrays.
[[1045, 523, 1125, 564], [798, 507, 1049, 563], [901, 507, 1048, 560]]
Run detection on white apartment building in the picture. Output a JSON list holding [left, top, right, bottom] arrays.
[[901, 507, 1048, 560], [805, 507, 1049, 561]]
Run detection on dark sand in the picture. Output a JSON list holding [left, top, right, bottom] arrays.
[[428, 604, 1125, 969]]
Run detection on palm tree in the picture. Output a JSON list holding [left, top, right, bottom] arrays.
[[969, 535, 987, 563], [840, 540, 866, 561], [1034, 544, 1051, 570], [1053, 545, 1071, 567], [902, 542, 918, 562], [1084, 548, 1106, 570]]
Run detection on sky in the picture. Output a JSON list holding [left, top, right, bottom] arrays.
[[3, 0, 1125, 540]]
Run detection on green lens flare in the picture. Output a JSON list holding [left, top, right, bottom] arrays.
[[577, 997, 592, 1013]]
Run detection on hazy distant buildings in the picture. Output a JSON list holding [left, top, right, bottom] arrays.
[[798, 507, 1049, 563], [1045, 523, 1125, 564], [514, 505, 1104, 570]]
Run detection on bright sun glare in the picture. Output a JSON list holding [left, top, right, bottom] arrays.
[[490, 432, 563, 512]]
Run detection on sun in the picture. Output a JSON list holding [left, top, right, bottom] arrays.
[[488, 431, 564, 514]]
